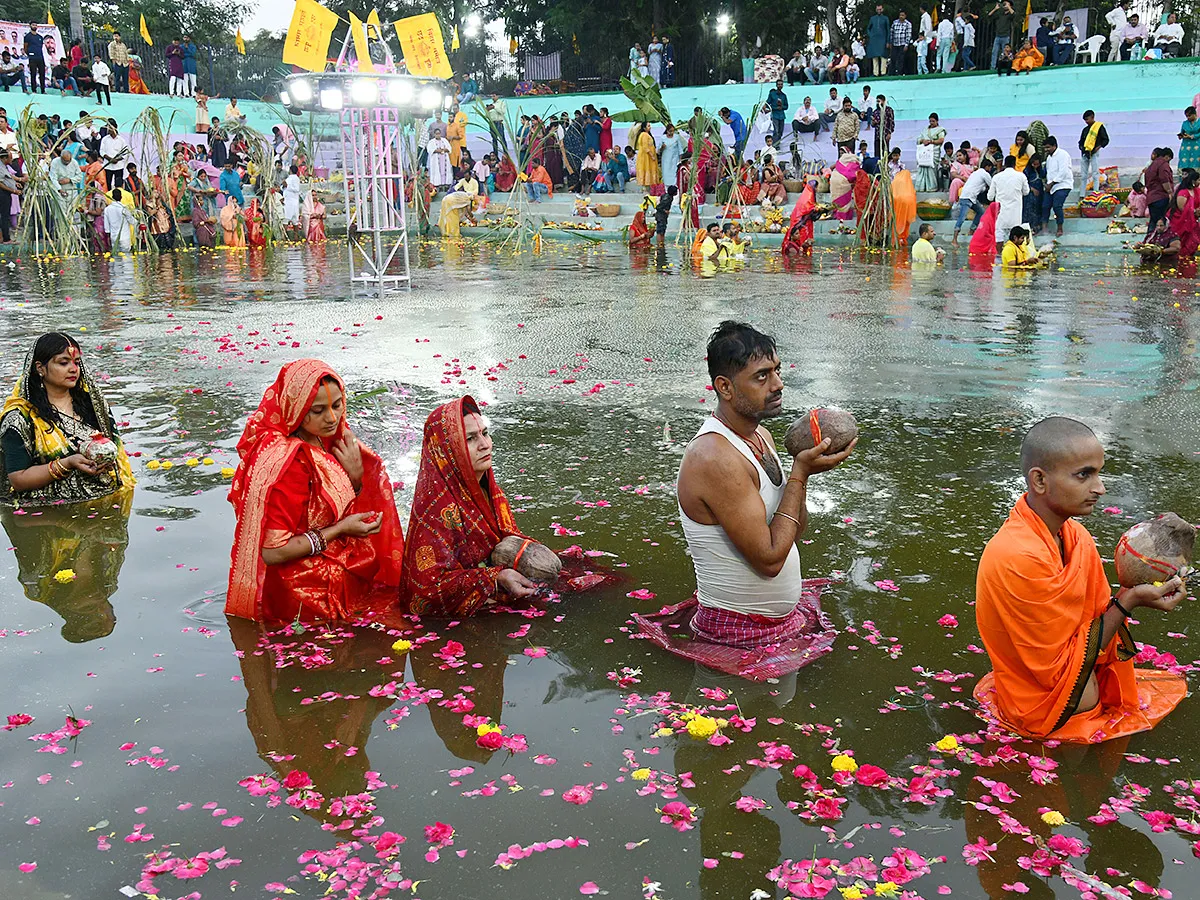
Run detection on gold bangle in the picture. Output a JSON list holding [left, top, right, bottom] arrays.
[[774, 511, 801, 526]]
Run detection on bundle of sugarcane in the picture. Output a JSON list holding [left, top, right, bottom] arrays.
[[14, 106, 89, 258], [856, 167, 896, 249]]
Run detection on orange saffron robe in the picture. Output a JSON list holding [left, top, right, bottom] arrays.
[[974, 495, 1186, 742]]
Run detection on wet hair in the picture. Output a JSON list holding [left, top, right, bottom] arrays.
[[1020, 417, 1098, 478], [27, 332, 100, 431], [918, 223, 934, 239], [1008, 226, 1027, 240], [707, 321, 778, 385]]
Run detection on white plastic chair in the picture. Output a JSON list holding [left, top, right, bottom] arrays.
[[1074, 34, 1106, 63]]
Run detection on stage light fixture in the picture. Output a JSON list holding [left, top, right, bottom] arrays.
[[386, 80, 414, 105], [279, 90, 291, 107], [350, 79, 379, 105], [419, 87, 442, 110], [290, 79, 314, 103], [320, 86, 344, 110]]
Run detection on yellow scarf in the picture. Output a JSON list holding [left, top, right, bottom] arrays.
[[2, 381, 135, 489], [1083, 120, 1104, 153]]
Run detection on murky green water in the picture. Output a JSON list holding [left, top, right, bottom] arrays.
[[2, 242, 1200, 900]]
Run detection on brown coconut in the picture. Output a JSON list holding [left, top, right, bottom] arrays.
[[1114, 513, 1197, 588], [784, 408, 859, 457], [491, 535, 563, 583]]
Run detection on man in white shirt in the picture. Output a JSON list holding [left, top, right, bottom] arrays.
[[785, 51, 806, 85], [962, 18, 977, 70], [819, 87, 839, 132], [936, 17, 956, 72], [103, 188, 136, 252], [1041, 135, 1073, 237], [1052, 17, 1078, 65], [919, 4, 935, 70], [805, 49, 829, 85], [99, 122, 130, 189], [1119, 13, 1148, 59], [49, 148, 83, 210], [90, 57, 112, 106], [988, 155, 1030, 246], [792, 96, 821, 139], [952, 157, 995, 245], [1105, 0, 1131, 61], [0, 118, 17, 156], [1152, 13, 1184, 57]]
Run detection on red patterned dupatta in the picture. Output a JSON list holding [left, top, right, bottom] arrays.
[[226, 360, 404, 622], [400, 396, 523, 617]]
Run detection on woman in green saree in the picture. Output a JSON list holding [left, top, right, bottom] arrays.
[[0, 332, 134, 507]]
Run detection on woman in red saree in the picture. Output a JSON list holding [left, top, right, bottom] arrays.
[[227, 360, 404, 623], [781, 182, 817, 254], [628, 210, 651, 247], [494, 155, 517, 192], [400, 396, 538, 617]]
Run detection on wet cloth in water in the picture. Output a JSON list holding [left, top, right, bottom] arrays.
[[632, 579, 837, 681]]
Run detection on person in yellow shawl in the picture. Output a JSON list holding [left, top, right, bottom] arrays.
[[220, 196, 246, 247], [636, 123, 661, 189], [448, 104, 469, 169], [438, 171, 480, 239], [0, 333, 134, 508], [1012, 38, 1044, 72]]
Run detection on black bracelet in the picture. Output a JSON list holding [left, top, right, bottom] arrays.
[[1110, 596, 1131, 619]]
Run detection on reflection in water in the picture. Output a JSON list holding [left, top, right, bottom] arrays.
[[228, 617, 396, 820], [1, 493, 132, 642]]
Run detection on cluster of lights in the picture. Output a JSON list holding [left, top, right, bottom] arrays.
[[716, 12, 731, 35], [280, 73, 451, 114]]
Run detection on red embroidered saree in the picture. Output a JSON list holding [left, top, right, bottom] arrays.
[[226, 359, 404, 622], [400, 396, 524, 617]]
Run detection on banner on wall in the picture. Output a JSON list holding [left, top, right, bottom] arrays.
[[0, 21, 65, 68], [283, 0, 339, 72], [394, 13, 453, 79]]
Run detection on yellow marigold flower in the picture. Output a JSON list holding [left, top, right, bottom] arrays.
[[202, 458, 214, 465], [840, 887, 866, 900], [831, 754, 859, 773], [874, 883, 900, 897], [146, 460, 161, 470], [220, 467, 235, 477], [935, 734, 959, 752], [685, 715, 719, 740], [715, 718, 729, 728], [185, 458, 200, 467], [160, 460, 174, 470], [391, 639, 412, 653], [54, 569, 76, 583], [653, 727, 674, 738], [631, 768, 651, 781], [476, 722, 502, 737], [1041, 810, 1066, 827]]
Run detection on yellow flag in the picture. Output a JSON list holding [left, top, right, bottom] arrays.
[[46, 11, 54, 26], [394, 13, 453, 79], [283, 0, 338, 72], [140, 14, 153, 46], [235, 27, 245, 55], [349, 12, 375, 73], [932, 7, 939, 24], [1025, 0, 1032, 23], [814, 22, 823, 44], [366, 9, 382, 39], [509, 36, 518, 54], [451, 25, 460, 51]]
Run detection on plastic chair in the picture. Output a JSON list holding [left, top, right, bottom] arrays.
[[1074, 34, 1106, 63]]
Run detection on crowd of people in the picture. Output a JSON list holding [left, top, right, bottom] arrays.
[[776, 1, 1186, 85], [0, 102, 327, 250], [627, 37, 676, 85], [1, 324, 1187, 749]]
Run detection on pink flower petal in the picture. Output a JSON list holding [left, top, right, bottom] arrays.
[[18, 862, 37, 873], [580, 883, 600, 895]]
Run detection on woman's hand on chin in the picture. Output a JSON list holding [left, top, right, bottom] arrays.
[[331, 430, 365, 491]]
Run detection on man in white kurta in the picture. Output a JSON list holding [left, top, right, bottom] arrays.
[[988, 159, 1029, 241], [49, 149, 83, 212], [103, 191, 135, 252], [426, 136, 453, 189]]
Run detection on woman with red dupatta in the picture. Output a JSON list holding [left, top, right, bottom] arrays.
[[494, 155, 518, 193], [400, 396, 538, 617], [226, 359, 404, 623]]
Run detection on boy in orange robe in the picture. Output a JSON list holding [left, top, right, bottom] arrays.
[[974, 417, 1187, 743]]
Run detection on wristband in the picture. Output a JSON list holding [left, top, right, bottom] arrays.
[[1110, 596, 1131, 619]]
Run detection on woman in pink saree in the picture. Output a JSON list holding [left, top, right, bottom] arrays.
[[1168, 171, 1200, 258], [948, 150, 975, 204], [829, 151, 860, 222]]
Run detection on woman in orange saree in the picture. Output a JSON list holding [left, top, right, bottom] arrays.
[[226, 359, 404, 623], [400, 395, 538, 617]]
